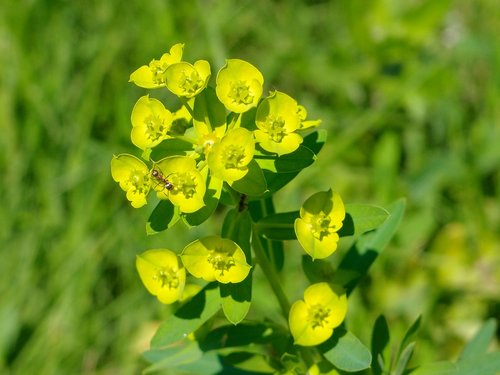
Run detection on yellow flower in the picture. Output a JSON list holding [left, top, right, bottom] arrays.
[[289, 283, 347, 346], [136, 249, 186, 304], [110, 154, 151, 208], [164, 60, 211, 98], [180, 236, 251, 284], [129, 43, 184, 88]]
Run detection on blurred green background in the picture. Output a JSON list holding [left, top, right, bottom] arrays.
[[1, 0, 498, 373]]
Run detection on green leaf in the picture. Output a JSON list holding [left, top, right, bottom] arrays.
[[193, 86, 226, 131], [146, 200, 180, 235], [371, 315, 390, 375], [454, 352, 500, 375], [254, 145, 316, 173], [230, 159, 267, 196], [254, 210, 299, 240], [322, 328, 372, 372], [338, 204, 390, 237], [394, 342, 416, 375], [261, 130, 326, 196], [248, 197, 285, 271], [336, 199, 406, 295], [183, 173, 222, 227], [150, 138, 194, 160], [220, 210, 253, 324], [398, 315, 421, 358], [301, 256, 335, 284], [151, 283, 221, 348], [459, 318, 497, 361]]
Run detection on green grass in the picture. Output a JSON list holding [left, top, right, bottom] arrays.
[[0, 0, 498, 373]]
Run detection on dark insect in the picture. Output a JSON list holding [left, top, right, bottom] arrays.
[[238, 194, 247, 212], [151, 169, 174, 191]]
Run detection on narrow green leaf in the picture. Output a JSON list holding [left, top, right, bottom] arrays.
[[322, 328, 372, 372], [146, 200, 180, 235], [261, 130, 326, 196], [230, 159, 267, 196], [338, 204, 390, 237], [301, 256, 335, 284], [143, 339, 204, 372], [337, 199, 406, 295], [151, 283, 220, 348], [254, 145, 316, 173], [459, 318, 497, 361], [150, 138, 194, 160], [254, 210, 299, 240], [394, 342, 416, 375], [371, 315, 390, 375], [398, 315, 421, 358]]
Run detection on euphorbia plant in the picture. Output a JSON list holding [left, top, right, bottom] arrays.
[[111, 44, 498, 375]]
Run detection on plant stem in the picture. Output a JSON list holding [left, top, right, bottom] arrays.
[[251, 230, 291, 317]]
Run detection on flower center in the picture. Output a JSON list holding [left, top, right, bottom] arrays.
[[149, 60, 168, 85], [308, 304, 331, 329], [179, 70, 203, 96], [228, 81, 254, 105], [170, 172, 198, 199], [222, 145, 246, 169], [153, 267, 180, 289], [207, 248, 235, 276], [128, 170, 150, 194], [144, 114, 169, 142], [309, 214, 336, 240], [264, 115, 287, 142]]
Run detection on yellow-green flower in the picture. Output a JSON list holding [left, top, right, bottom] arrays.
[[110, 154, 151, 208], [180, 236, 251, 284], [254, 91, 303, 155], [131, 95, 173, 150], [297, 104, 322, 130], [207, 127, 255, 182], [152, 156, 206, 213], [165, 60, 211, 98], [216, 59, 264, 113], [294, 189, 345, 259], [129, 43, 184, 88], [136, 249, 186, 304], [289, 283, 347, 346]]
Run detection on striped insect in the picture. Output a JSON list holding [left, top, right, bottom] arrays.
[[151, 167, 174, 192]]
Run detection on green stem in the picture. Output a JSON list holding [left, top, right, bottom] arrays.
[[179, 97, 195, 119], [251, 230, 291, 317]]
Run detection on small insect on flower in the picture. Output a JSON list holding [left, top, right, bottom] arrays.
[[151, 168, 174, 192]]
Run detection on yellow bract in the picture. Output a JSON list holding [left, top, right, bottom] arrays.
[[110, 154, 151, 208], [136, 249, 186, 304], [180, 236, 251, 284], [289, 283, 347, 346]]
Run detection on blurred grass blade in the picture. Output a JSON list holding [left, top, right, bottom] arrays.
[[394, 342, 416, 375], [398, 315, 421, 357]]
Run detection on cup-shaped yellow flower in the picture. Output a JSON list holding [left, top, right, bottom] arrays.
[[131, 95, 173, 150], [216, 59, 264, 113], [180, 236, 251, 284], [294, 189, 345, 259], [207, 127, 255, 183], [110, 154, 151, 208], [254, 91, 303, 155], [289, 283, 347, 346], [136, 249, 186, 304], [129, 43, 184, 88], [164, 60, 211, 98], [152, 156, 206, 213]]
